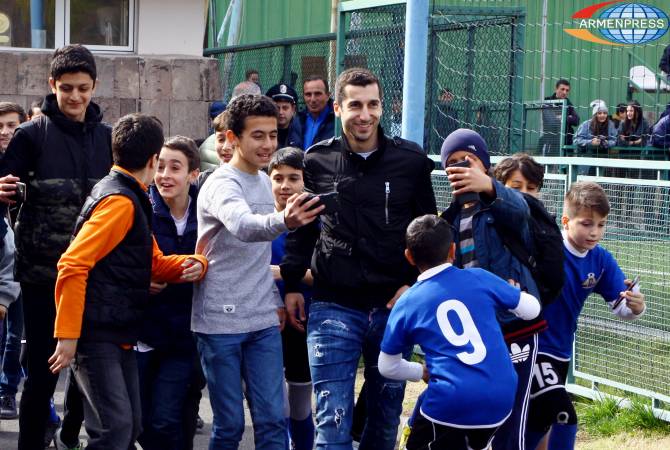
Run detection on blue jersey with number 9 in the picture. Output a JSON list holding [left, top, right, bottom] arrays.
[[381, 265, 521, 427]]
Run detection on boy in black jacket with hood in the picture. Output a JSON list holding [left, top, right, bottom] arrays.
[[0, 44, 112, 449]]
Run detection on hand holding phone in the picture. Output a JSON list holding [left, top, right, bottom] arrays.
[[611, 275, 640, 310], [301, 192, 339, 215], [446, 160, 479, 205]]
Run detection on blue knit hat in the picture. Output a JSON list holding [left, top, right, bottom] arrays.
[[440, 128, 490, 169]]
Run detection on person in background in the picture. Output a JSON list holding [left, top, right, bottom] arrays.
[[136, 136, 203, 450], [28, 100, 43, 121], [292, 75, 335, 150], [543, 79, 580, 147], [610, 103, 627, 129], [617, 102, 651, 147], [266, 83, 302, 149], [245, 69, 260, 88], [268, 147, 315, 450], [0, 101, 25, 422], [574, 100, 617, 152]]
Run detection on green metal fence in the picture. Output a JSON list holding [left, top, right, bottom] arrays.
[[204, 33, 336, 109]]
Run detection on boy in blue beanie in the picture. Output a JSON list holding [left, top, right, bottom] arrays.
[[439, 128, 544, 450]]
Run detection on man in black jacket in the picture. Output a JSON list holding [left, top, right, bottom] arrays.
[[0, 44, 112, 450], [539, 79, 580, 153], [280, 68, 436, 450]]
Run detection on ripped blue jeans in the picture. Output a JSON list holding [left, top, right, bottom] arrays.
[[307, 302, 408, 450]]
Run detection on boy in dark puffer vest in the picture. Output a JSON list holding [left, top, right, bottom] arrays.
[[137, 135, 204, 450], [49, 114, 207, 450]]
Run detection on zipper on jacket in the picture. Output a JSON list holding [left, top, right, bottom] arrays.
[[384, 181, 390, 225]]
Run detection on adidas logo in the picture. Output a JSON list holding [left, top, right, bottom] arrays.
[[509, 343, 530, 363]]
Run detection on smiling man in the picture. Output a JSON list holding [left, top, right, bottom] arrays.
[[0, 44, 112, 449], [296, 75, 335, 149], [281, 68, 437, 450]]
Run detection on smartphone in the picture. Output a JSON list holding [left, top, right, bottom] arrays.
[[302, 192, 339, 215], [15, 182, 26, 202], [447, 160, 479, 205], [611, 275, 640, 310]]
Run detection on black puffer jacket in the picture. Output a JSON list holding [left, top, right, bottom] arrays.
[[281, 128, 436, 311], [0, 94, 112, 284]]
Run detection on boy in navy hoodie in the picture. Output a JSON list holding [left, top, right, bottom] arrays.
[[137, 135, 203, 450]]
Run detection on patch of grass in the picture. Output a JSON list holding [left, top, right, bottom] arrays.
[[575, 395, 670, 438]]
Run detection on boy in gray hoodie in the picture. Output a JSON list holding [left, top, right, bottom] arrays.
[[192, 94, 322, 449]]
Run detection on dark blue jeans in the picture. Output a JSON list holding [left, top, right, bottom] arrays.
[[197, 326, 286, 450], [137, 349, 196, 450], [307, 302, 408, 450], [0, 295, 24, 396]]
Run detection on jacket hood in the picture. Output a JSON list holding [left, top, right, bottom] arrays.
[[41, 93, 104, 134]]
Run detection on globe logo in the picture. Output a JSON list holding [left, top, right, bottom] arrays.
[[598, 3, 669, 44]]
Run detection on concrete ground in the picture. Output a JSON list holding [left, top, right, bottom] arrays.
[[0, 372, 256, 449], [0, 368, 412, 449]]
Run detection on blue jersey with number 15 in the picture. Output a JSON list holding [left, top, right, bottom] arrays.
[[381, 265, 521, 428]]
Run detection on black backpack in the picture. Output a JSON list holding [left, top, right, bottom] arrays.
[[494, 193, 565, 306]]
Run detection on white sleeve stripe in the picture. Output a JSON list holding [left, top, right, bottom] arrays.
[[509, 292, 541, 320], [378, 352, 423, 382]]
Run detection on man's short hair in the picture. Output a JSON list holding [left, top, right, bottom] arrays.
[[226, 94, 278, 137], [268, 147, 304, 174], [303, 74, 329, 93], [564, 181, 610, 218], [212, 110, 230, 133], [50, 44, 97, 82], [405, 215, 453, 269], [163, 135, 200, 172], [493, 153, 544, 191], [0, 102, 27, 123], [334, 68, 382, 104], [245, 69, 259, 80], [112, 114, 164, 171], [616, 103, 628, 115], [231, 81, 261, 99], [555, 79, 570, 88]]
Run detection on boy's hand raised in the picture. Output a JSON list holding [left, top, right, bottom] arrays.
[[284, 193, 324, 230], [180, 258, 204, 281], [49, 338, 78, 374], [446, 157, 494, 196]]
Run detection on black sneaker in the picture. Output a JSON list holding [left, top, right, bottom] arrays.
[[0, 395, 18, 419]]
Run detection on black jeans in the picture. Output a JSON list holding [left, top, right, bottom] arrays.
[[73, 341, 142, 450], [18, 282, 86, 449]]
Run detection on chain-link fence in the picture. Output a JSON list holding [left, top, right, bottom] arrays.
[[205, 34, 336, 110], [340, 3, 406, 136]]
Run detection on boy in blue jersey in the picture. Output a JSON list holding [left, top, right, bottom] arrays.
[[379, 215, 541, 450], [269, 147, 316, 450], [525, 182, 646, 450]]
